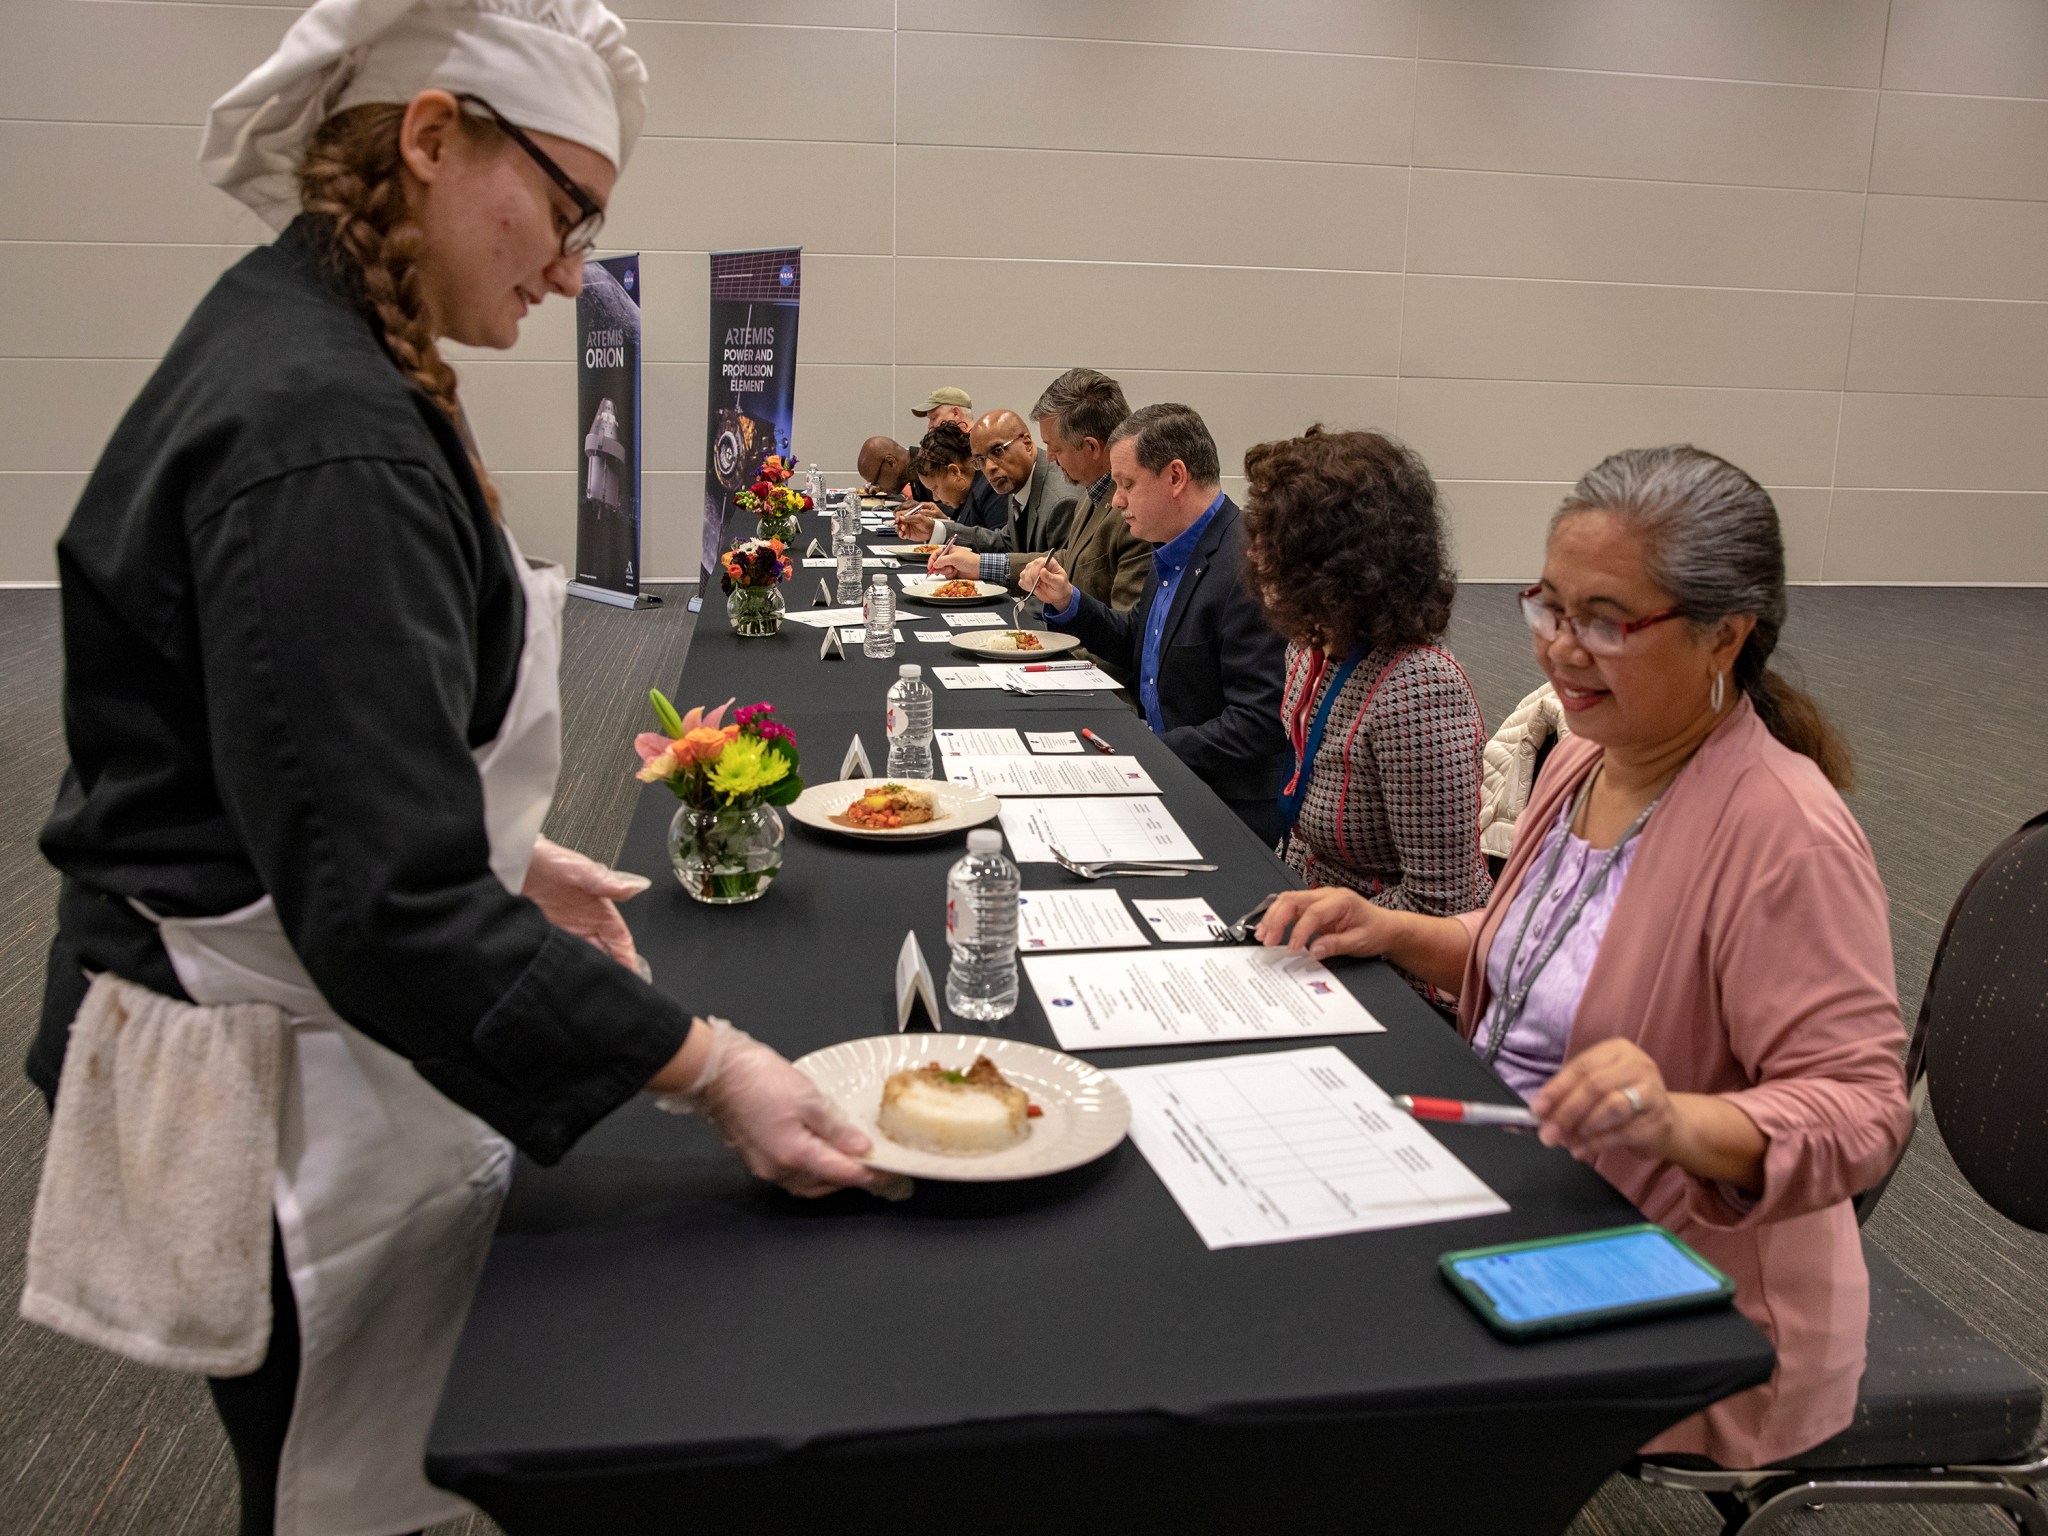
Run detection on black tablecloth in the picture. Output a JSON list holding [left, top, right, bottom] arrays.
[[427, 516, 1773, 1535]]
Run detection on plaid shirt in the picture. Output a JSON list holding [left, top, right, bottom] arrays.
[[978, 471, 1114, 584]]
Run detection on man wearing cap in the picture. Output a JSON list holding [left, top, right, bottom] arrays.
[[24, 4, 900, 1532], [908, 385, 1004, 530]]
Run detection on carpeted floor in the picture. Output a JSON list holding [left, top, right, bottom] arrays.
[[1, 582, 2042, 1534]]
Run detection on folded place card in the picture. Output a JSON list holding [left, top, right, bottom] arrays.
[[840, 734, 873, 779], [819, 626, 844, 661], [896, 931, 941, 1033]]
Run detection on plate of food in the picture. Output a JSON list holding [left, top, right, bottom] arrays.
[[786, 778, 999, 841], [868, 542, 948, 564], [900, 577, 1008, 606], [794, 1035, 1131, 1181], [948, 628, 1081, 659]]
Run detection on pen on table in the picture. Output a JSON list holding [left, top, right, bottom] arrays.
[[1392, 1094, 1540, 1129], [1080, 728, 1114, 754], [1021, 660, 1092, 673]]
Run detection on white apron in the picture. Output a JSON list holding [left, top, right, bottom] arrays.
[[153, 529, 564, 1536]]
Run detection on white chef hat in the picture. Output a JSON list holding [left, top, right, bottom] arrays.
[[201, 0, 648, 232]]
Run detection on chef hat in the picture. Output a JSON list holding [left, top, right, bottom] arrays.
[[201, 0, 648, 231]]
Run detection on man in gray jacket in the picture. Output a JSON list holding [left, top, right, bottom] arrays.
[[912, 410, 1078, 575]]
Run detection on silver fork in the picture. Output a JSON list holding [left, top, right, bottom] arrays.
[[1050, 848, 1216, 879]]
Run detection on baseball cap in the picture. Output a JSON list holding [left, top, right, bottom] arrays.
[[912, 386, 972, 417]]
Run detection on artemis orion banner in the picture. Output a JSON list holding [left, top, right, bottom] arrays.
[[700, 247, 801, 586], [574, 252, 643, 599]]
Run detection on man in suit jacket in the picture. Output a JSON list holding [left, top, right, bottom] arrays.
[[1021, 403, 1289, 842], [1025, 368, 1151, 612], [914, 409, 1077, 561]]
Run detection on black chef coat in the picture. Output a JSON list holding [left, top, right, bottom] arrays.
[[32, 216, 690, 1165]]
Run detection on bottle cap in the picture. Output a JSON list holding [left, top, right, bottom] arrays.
[[899, 663, 920, 679], [871, 573, 887, 585], [967, 829, 1002, 853]]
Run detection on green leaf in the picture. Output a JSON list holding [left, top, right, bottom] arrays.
[[763, 773, 804, 807], [650, 688, 686, 738]]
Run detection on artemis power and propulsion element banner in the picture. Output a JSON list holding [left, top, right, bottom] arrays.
[[575, 253, 642, 595], [700, 248, 801, 584]]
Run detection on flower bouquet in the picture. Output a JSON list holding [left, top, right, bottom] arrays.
[[635, 693, 803, 904], [734, 454, 811, 544], [720, 535, 793, 637]]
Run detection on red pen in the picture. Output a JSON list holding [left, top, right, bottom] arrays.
[[1021, 661, 1090, 673], [1080, 728, 1114, 753], [1392, 1094, 1539, 1129]]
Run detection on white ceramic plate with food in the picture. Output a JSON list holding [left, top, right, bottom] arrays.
[[899, 577, 1008, 607], [786, 777, 999, 841], [948, 628, 1081, 659], [794, 1034, 1131, 1181]]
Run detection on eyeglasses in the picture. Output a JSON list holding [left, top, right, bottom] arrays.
[[975, 435, 1024, 466], [456, 94, 605, 258], [1518, 584, 1684, 656]]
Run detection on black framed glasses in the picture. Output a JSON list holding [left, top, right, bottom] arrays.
[[975, 434, 1024, 467], [456, 93, 605, 257], [1517, 584, 1684, 656]]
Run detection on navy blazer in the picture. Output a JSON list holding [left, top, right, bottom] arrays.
[[1051, 495, 1288, 803]]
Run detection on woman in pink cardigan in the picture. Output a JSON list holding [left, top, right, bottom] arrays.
[[1258, 444, 1912, 1467]]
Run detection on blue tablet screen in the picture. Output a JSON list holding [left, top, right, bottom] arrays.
[[1451, 1231, 1723, 1323]]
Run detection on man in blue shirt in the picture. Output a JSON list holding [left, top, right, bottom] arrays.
[[1020, 404, 1288, 843]]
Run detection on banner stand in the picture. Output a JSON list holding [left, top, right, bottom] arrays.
[[572, 253, 651, 610], [699, 247, 802, 611], [568, 580, 661, 610]]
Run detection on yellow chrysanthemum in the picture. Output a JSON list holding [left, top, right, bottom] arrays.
[[705, 734, 792, 797]]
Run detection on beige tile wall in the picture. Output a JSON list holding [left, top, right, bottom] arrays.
[[4, 0, 2045, 582]]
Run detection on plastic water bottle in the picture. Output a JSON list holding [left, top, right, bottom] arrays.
[[885, 663, 933, 777], [835, 527, 863, 604], [946, 829, 1020, 1022], [864, 574, 896, 659], [803, 463, 824, 510]]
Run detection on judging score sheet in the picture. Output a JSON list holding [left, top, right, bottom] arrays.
[[1111, 1047, 1509, 1249]]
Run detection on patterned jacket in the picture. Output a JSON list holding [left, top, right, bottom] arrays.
[[1279, 641, 1492, 920]]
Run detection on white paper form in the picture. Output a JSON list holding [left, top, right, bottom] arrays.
[[913, 630, 951, 643], [934, 727, 1029, 756], [1022, 947, 1385, 1050], [782, 607, 869, 629], [1132, 896, 1227, 943], [982, 663, 1120, 692], [943, 612, 1007, 629], [1110, 1047, 1508, 1249], [1017, 890, 1151, 952], [997, 797, 1201, 863], [931, 666, 1003, 690], [942, 756, 1160, 796], [1026, 731, 1082, 753]]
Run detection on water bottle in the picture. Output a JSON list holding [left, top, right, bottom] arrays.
[[864, 573, 896, 659], [834, 527, 863, 604], [946, 829, 1020, 1022], [803, 463, 824, 511], [885, 662, 933, 778]]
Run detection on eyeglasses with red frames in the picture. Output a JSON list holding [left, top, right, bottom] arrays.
[[456, 93, 605, 258], [1518, 584, 1685, 656]]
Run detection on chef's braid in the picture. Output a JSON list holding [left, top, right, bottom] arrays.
[[296, 104, 502, 519]]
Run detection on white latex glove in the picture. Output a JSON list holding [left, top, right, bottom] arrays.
[[657, 1018, 912, 1200], [523, 836, 652, 979]]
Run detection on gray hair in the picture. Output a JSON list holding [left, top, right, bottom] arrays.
[[1032, 367, 1128, 447], [1555, 444, 1852, 787], [1107, 402, 1220, 484]]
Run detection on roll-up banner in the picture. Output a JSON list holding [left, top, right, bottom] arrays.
[[697, 247, 801, 607], [571, 253, 652, 608]]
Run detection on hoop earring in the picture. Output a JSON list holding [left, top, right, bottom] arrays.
[[1710, 671, 1726, 712]]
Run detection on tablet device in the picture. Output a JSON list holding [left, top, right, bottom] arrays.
[[1440, 1224, 1736, 1340]]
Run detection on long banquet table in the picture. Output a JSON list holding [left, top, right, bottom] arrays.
[[426, 513, 1774, 1535]]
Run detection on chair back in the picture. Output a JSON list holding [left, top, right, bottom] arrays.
[[1864, 812, 2048, 1232]]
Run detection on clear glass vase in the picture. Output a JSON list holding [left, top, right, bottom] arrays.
[[726, 583, 785, 638], [757, 513, 801, 545], [669, 802, 784, 904]]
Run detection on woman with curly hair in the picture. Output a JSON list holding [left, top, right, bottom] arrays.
[[24, 4, 895, 1532], [1241, 428, 1492, 967], [910, 419, 979, 520]]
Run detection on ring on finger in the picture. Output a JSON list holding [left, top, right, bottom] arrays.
[[1622, 1085, 1645, 1116]]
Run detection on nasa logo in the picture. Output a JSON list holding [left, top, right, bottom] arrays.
[[778, 265, 794, 287], [623, 268, 635, 289], [1051, 998, 1075, 1007]]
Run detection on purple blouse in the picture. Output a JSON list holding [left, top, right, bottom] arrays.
[[1471, 803, 1641, 1101]]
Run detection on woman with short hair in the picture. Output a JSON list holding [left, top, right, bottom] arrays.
[[1258, 445, 1911, 1466], [1240, 428, 1491, 990], [911, 419, 977, 518]]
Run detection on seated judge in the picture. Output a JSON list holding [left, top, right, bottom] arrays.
[[856, 435, 923, 501], [1021, 403, 1288, 840], [909, 385, 1004, 531], [906, 421, 977, 521], [912, 409, 1077, 562], [1243, 428, 1491, 940], [1256, 445, 1912, 1467]]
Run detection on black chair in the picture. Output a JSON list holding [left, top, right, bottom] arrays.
[[1635, 812, 2048, 1533]]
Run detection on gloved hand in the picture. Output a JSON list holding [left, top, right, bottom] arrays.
[[523, 836, 652, 979], [657, 1018, 912, 1200]]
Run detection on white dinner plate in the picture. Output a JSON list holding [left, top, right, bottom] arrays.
[[899, 578, 1008, 607], [872, 543, 947, 564], [948, 628, 1082, 659], [794, 1034, 1131, 1181], [786, 777, 1000, 841]]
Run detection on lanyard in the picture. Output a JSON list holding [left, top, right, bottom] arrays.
[[1480, 769, 1659, 1066], [1276, 648, 1368, 838]]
